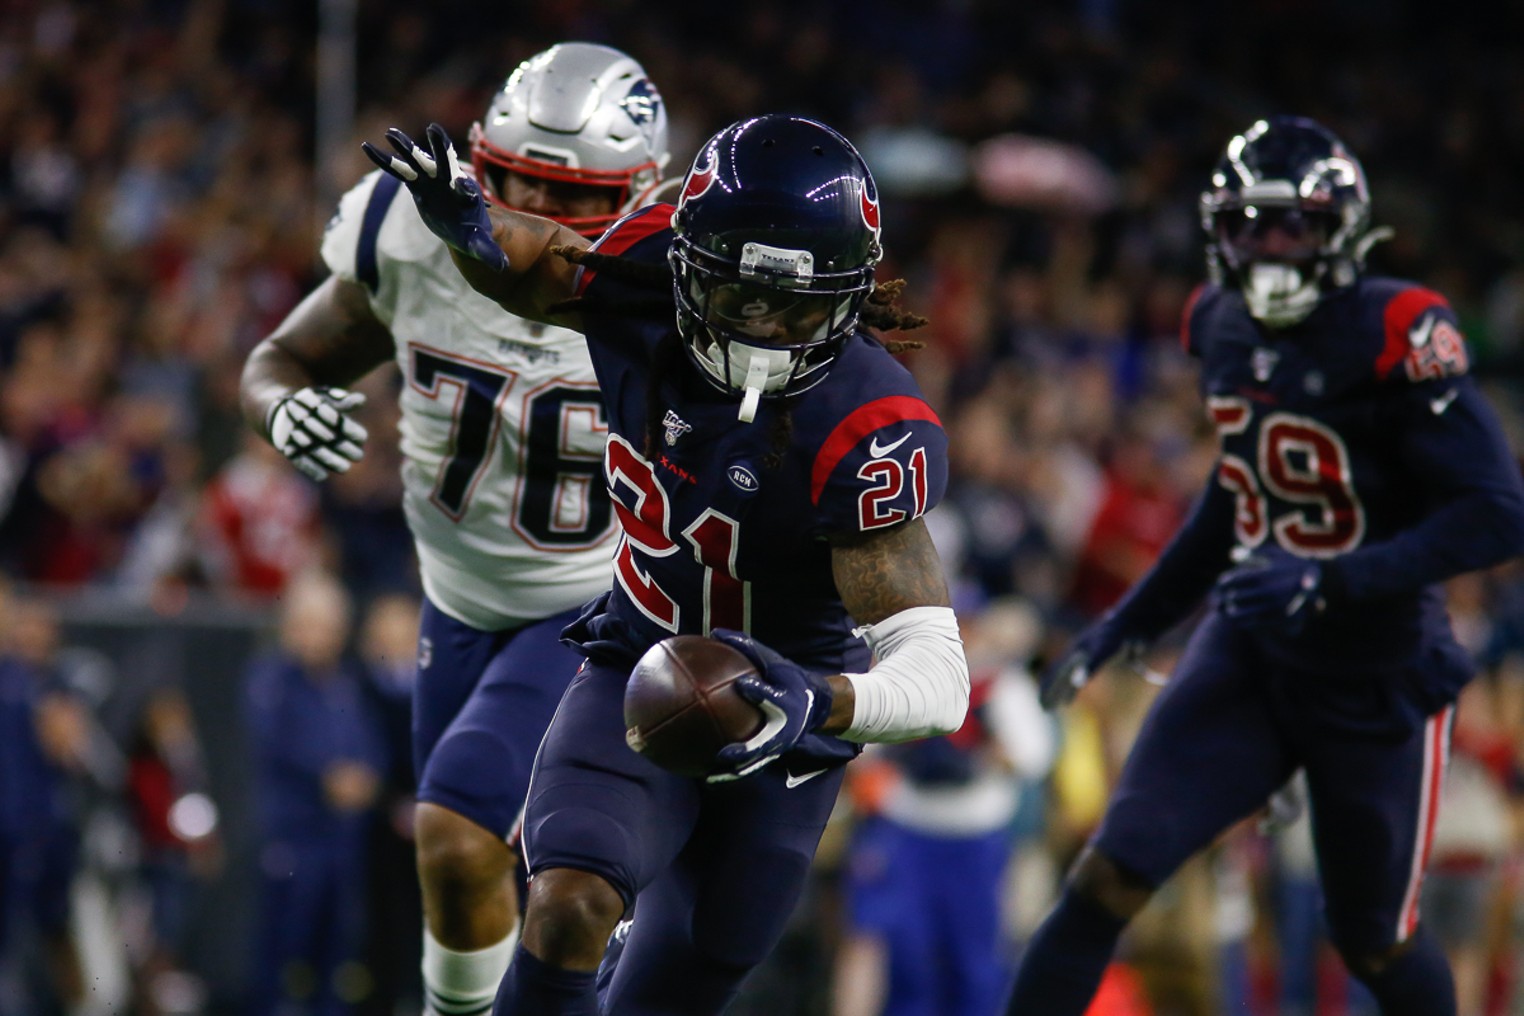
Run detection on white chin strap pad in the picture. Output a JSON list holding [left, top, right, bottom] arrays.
[[1244, 263, 1319, 328]]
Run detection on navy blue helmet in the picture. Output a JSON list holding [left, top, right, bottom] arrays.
[[669, 115, 882, 421], [1200, 116, 1375, 327]]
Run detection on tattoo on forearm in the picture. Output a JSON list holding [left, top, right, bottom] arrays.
[[832, 519, 950, 625], [453, 209, 573, 314]]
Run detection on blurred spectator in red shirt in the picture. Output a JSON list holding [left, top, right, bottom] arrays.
[[197, 433, 322, 599], [1067, 425, 1190, 618]]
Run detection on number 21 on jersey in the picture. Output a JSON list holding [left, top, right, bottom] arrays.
[[604, 434, 748, 634]]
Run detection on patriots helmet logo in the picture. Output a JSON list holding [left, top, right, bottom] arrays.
[[620, 79, 661, 127], [620, 78, 665, 169]]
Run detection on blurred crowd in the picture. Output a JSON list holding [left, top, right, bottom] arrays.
[[3, 0, 1524, 1014]]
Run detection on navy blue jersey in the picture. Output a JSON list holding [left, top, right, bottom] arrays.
[[1165, 276, 1524, 682], [563, 205, 949, 680], [244, 654, 388, 841]]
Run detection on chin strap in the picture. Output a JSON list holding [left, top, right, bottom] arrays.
[[737, 357, 772, 423], [1244, 263, 1320, 328]]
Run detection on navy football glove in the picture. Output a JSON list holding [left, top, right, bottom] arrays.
[[361, 124, 508, 271], [1215, 544, 1325, 633], [706, 630, 833, 782], [1039, 614, 1144, 710]]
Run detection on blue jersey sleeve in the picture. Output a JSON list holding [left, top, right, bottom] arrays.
[[1324, 283, 1524, 599], [1329, 375, 1524, 601], [1179, 283, 1212, 359], [572, 205, 678, 371], [809, 395, 948, 536], [574, 204, 675, 304]]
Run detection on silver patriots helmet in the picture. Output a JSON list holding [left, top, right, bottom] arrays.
[[469, 42, 670, 237]]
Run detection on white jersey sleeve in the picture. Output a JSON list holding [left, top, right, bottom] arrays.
[[321, 171, 617, 630]]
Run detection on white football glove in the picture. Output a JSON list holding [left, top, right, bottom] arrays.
[[267, 387, 368, 481]]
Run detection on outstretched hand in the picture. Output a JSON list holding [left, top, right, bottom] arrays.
[[361, 124, 508, 271]]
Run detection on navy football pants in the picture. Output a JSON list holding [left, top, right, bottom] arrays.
[[414, 598, 587, 839], [1093, 614, 1454, 954], [520, 658, 846, 1015]]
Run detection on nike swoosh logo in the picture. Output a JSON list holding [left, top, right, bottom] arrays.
[[785, 768, 829, 789], [1410, 314, 1435, 348], [1430, 388, 1459, 415], [868, 433, 911, 458]]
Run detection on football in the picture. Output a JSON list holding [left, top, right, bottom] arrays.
[[624, 635, 766, 778]]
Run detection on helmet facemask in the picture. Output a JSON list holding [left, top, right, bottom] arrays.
[[469, 126, 663, 237], [1213, 201, 1343, 327], [672, 238, 874, 422]]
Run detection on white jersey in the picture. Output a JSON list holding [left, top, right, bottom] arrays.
[[321, 171, 616, 630]]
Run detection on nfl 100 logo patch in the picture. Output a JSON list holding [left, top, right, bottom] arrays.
[[1251, 347, 1279, 382], [662, 409, 693, 446]]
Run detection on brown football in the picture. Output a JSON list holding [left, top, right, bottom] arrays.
[[624, 635, 766, 778]]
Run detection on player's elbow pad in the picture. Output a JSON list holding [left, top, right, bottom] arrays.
[[842, 606, 969, 744]]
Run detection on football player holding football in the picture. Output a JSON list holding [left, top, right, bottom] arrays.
[[362, 113, 971, 1014], [241, 43, 669, 1016], [1004, 116, 1524, 1016]]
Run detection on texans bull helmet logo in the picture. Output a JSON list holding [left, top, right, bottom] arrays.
[[860, 174, 881, 241], [679, 148, 717, 209]]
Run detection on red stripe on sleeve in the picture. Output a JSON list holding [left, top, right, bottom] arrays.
[[574, 204, 674, 297], [1375, 286, 1449, 379], [810, 396, 942, 505], [1180, 282, 1207, 353]]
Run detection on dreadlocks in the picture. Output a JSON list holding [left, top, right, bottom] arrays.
[[544, 243, 928, 467], [862, 279, 928, 352]]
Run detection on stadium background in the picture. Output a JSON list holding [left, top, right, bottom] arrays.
[[3, 0, 1524, 1014]]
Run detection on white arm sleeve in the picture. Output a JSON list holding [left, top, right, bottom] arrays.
[[842, 606, 970, 743]]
